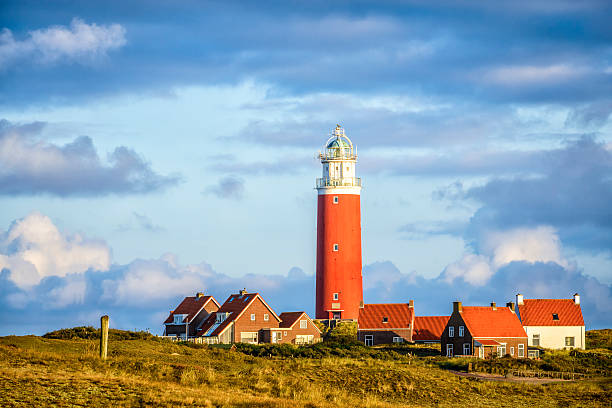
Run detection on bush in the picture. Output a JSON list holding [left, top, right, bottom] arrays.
[[43, 326, 154, 341]]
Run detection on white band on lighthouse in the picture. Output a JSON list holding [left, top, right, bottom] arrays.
[[317, 186, 361, 195]]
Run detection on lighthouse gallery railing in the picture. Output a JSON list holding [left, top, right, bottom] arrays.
[[316, 177, 361, 188]]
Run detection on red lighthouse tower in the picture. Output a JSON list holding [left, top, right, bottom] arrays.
[[315, 125, 363, 320]]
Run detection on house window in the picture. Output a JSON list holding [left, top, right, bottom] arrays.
[[463, 343, 470, 355], [283, 331, 287, 336], [527, 348, 537, 359], [393, 337, 404, 343], [300, 320, 308, 329], [446, 344, 453, 357], [552, 313, 559, 321], [382, 317, 389, 323], [333, 196, 339, 204], [264, 314, 269, 321], [173, 315, 183, 324], [518, 344, 525, 357], [497, 344, 506, 357], [364, 335, 374, 346], [532, 334, 540, 347], [565, 337, 575, 347], [510, 347, 515, 356], [333, 244, 339, 251], [251, 313, 255, 321], [277, 332, 282, 341], [459, 326, 464, 337], [333, 293, 339, 300], [240, 332, 258, 344], [448, 326, 454, 337]]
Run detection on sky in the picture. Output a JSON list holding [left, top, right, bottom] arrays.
[[0, 0, 611, 335]]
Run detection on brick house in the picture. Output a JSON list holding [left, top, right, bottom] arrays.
[[413, 316, 449, 343], [357, 301, 414, 346], [163, 292, 220, 339], [274, 312, 322, 345], [196, 290, 282, 344], [516, 293, 585, 354], [441, 301, 527, 358]]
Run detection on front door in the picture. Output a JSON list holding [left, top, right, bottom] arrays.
[[332, 312, 341, 319], [272, 332, 277, 343], [446, 344, 453, 357], [365, 335, 373, 346]]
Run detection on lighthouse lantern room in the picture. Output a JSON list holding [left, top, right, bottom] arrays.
[[315, 125, 363, 321]]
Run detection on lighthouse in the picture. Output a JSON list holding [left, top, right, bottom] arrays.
[[315, 125, 363, 320]]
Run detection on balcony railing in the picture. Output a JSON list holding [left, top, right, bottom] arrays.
[[316, 177, 361, 188]]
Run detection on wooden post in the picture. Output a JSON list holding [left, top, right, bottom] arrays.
[[100, 315, 109, 360]]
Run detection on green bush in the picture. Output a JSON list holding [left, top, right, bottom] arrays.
[[43, 326, 154, 341]]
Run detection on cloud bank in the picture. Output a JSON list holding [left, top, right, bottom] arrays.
[[0, 120, 180, 196], [0, 213, 609, 336]]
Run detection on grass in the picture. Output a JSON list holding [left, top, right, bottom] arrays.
[[587, 329, 612, 351], [1, 330, 611, 407]]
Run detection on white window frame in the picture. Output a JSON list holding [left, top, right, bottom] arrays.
[[446, 344, 453, 357], [448, 326, 454, 337], [333, 196, 339, 204], [393, 337, 404, 343], [264, 314, 269, 321], [518, 343, 525, 357], [565, 336, 575, 347], [364, 335, 374, 346], [333, 243, 339, 251], [240, 332, 258, 344], [463, 343, 470, 355], [510, 346, 515, 356], [532, 334, 540, 347], [459, 326, 464, 337], [497, 344, 506, 357], [479, 346, 484, 358], [333, 292, 339, 300], [300, 319, 308, 329], [250, 313, 255, 321]]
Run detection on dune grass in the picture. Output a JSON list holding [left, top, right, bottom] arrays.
[[1, 333, 610, 407]]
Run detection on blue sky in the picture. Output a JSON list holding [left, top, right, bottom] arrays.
[[1, 0, 611, 334]]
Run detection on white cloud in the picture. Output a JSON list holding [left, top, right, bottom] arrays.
[[483, 226, 568, 269], [0, 18, 126, 68], [441, 254, 493, 286], [442, 226, 568, 286], [0, 212, 110, 288], [483, 64, 585, 85]]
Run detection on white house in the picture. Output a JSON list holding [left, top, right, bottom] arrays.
[[516, 293, 585, 354]]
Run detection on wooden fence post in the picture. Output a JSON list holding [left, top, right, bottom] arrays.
[[100, 315, 109, 360]]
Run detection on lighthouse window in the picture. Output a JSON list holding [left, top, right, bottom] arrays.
[[333, 293, 338, 300], [333, 196, 338, 204], [333, 244, 339, 251]]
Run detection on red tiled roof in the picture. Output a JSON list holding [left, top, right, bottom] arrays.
[[518, 299, 584, 327], [476, 339, 501, 346], [279, 312, 306, 328], [164, 295, 218, 324], [413, 316, 449, 341], [460, 306, 527, 338], [197, 292, 280, 337], [358, 303, 414, 329]]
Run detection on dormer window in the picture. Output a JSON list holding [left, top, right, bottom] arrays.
[[382, 317, 388, 323], [216, 312, 229, 323], [552, 313, 559, 321], [333, 244, 339, 251]]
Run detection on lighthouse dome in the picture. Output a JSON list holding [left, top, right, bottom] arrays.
[[323, 125, 354, 159]]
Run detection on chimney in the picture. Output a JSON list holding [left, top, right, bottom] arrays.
[[516, 293, 524, 306], [453, 301, 463, 313], [196, 292, 204, 298], [506, 302, 515, 312], [491, 302, 497, 310], [239, 288, 247, 296], [573, 293, 580, 305], [359, 300, 364, 309], [409, 300, 414, 308]]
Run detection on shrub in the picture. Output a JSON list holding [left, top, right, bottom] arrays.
[[43, 326, 154, 341]]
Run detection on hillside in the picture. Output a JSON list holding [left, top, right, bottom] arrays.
[[1, 333, 611, 407]]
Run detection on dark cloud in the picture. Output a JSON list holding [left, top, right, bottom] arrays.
[[204, 175, 245, 200], [0, 120, 180, 196], [115, 212, 165, 233], [463, 136, 612, 252], [1, 1, 610, 107]]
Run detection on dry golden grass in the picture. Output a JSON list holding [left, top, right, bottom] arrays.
[[0, 335, 610, 407]]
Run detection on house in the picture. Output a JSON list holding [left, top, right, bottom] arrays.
[[196, 289, 282, 344], [516, 293, 585, 354], [357, 301, 414, 346], [441, 301, 527, 358], [163, 292, 220, 339], [413, 316, 449, 343], [265, 312, 321, 345]]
